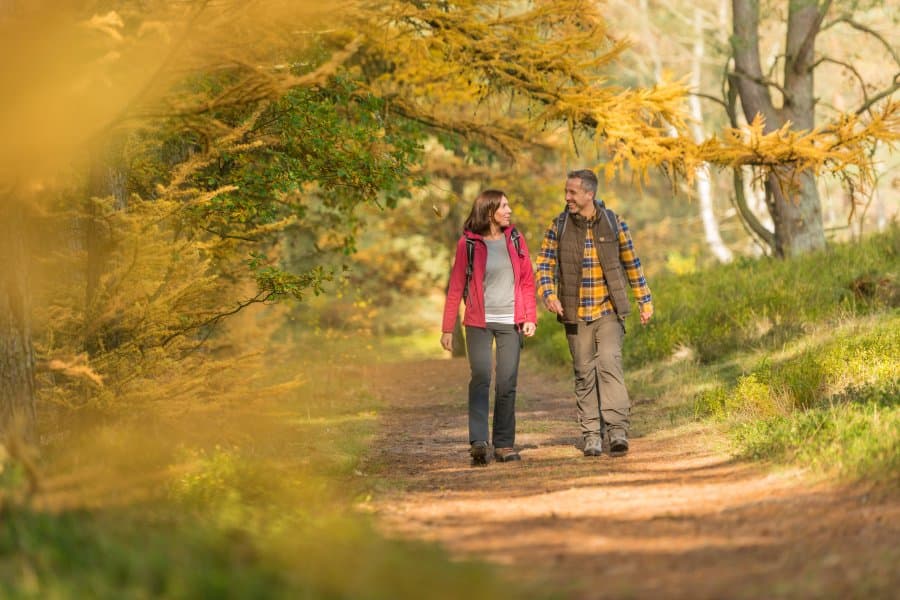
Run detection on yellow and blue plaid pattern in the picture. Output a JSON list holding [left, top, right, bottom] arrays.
[[536, 215, 652, 321]]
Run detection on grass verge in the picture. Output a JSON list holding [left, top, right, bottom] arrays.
[[526, 228, 899, 485]]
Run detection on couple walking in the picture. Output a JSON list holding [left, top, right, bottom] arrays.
[[441, 169, 654, 465]]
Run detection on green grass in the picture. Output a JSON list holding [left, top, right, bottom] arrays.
[[528, 227, 900, 484], [531, 227, 898, 368], [694, 315, 900, 484]]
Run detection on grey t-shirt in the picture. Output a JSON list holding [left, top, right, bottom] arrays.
[[483, 237, 515, 323]]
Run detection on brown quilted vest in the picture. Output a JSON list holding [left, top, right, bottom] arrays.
[[557, 207, 631, 323]]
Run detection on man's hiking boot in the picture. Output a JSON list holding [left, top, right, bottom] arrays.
[[583, 436, 603, 457], [493, 447, 521, 463], [470, 441, 489, 466], [608, 429, 629, 457]]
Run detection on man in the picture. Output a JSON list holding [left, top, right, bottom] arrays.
[[536, 169, 653, 457]]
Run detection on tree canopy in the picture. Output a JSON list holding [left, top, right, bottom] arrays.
[[0, 0, 897, 432]]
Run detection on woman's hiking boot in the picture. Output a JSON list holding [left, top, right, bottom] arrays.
[[493, 447, 521, 462], [470, 441, 489, 466]]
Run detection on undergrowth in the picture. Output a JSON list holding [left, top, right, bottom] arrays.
[[528, 227, 900, 484], [1, 332, 538, 599]]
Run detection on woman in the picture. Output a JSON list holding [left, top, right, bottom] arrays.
[[441, 190, 537, 465]]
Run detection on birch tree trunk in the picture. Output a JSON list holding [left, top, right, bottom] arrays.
[[689, 7, 732, 263], [638, 0, 732, 263], [731, 0, 827, 257]]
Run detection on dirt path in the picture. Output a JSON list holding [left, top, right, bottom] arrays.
[[363, 358, 899, 599]]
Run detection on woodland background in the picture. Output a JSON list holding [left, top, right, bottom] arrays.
[[0, 1, 897, 597]]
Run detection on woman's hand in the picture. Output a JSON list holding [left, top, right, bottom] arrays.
[[440, 332, 453, 351], [522, 322, 536, 337]]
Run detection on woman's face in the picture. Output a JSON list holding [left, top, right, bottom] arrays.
[[491, 196, 511, 228]]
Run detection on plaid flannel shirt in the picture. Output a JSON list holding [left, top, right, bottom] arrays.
[[536, 214, 652, 321]]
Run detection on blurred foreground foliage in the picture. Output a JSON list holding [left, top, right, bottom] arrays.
[[1, 332, 533, 599]]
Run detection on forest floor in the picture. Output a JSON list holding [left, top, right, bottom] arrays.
[[362, 357, 900, 600]]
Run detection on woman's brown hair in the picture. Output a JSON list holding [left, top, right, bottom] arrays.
[[463, 189, 506, 235]]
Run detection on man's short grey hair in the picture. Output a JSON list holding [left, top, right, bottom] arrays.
[[567, 169, 598, 198]]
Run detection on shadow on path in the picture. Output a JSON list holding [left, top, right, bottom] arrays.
[[364, 358, 899, 599]]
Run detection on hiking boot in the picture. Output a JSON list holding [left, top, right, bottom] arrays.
[[470, 441, 489, 466], [493, 447, 521, 462], [583, 436, 603, 457], [608, 429, 629, 457]]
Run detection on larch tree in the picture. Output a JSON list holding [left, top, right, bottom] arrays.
[[1, 0, 896, 436], [728, 0, 899, 257]]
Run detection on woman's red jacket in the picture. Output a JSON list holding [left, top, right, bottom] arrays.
[[441, 226, 537, 333]]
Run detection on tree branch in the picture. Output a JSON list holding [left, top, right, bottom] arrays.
[[793, 0, 832, 75], [732, 168, 775, 252], [161, 290, 277, 347], [813, 56, 870, 107], [690, 92, 729, 111], [855, 78, 900, 116], [94, 0, 213, 139], [729, 67, 790, 103], [824, 16, 900, 67]]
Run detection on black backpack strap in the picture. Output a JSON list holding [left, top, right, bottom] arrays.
[[553, 212, 567, 286], [555, 211, 568, 241], [510, 227, 522, 256], [602, 207, 619, 236], [463, 237, 475, 304]]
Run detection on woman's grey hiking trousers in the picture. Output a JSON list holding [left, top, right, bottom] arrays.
[[465, 323, 520, 448]]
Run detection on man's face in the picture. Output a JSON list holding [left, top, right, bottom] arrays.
[[565, 177, 594, 216]]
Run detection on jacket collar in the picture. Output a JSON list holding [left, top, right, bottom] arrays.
[[570, 200, 606, 227], [464, 226, 514, 242]]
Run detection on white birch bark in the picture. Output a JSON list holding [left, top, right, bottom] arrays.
[[689, 8, 732, 263]]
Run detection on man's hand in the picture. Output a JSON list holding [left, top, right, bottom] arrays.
[[440, 332, 453, 351], [522, 322, 536, 337], [543, 295, 564, 316], [639, 304, 654, 325]]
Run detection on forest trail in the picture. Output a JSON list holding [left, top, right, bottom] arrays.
[[363, 358, 899, 599]]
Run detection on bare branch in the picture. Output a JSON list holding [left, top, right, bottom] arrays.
[[732, 168, 775, 252], [161, 290, 277, 347], [813, 56, 870, 107], [690, 92, 729, 111], [824, 16, 900, 67], [855, 77, 900, 116], [729, 68, 790, 103]]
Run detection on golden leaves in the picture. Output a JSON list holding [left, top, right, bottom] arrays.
[[694, 101, 899, 189]]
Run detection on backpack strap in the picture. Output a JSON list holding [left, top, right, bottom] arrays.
[[463, 228, 524, 305], [510, 227, 522, 256], [556, 203, 617, 241], [555, 211, 568, 242], [601, 207, 619, 237], [463, 237, 475, 305]]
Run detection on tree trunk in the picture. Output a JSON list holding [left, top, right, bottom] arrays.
[[766, 168, 825, 257], [730, 0, 827, 257], [689, 7, 732, 263], [0, 200, 36, 438], [84, 159, 128, 357], [637, 0, 732, 262]]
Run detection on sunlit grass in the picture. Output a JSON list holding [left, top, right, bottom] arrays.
[[528, 228, 899, 484]]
